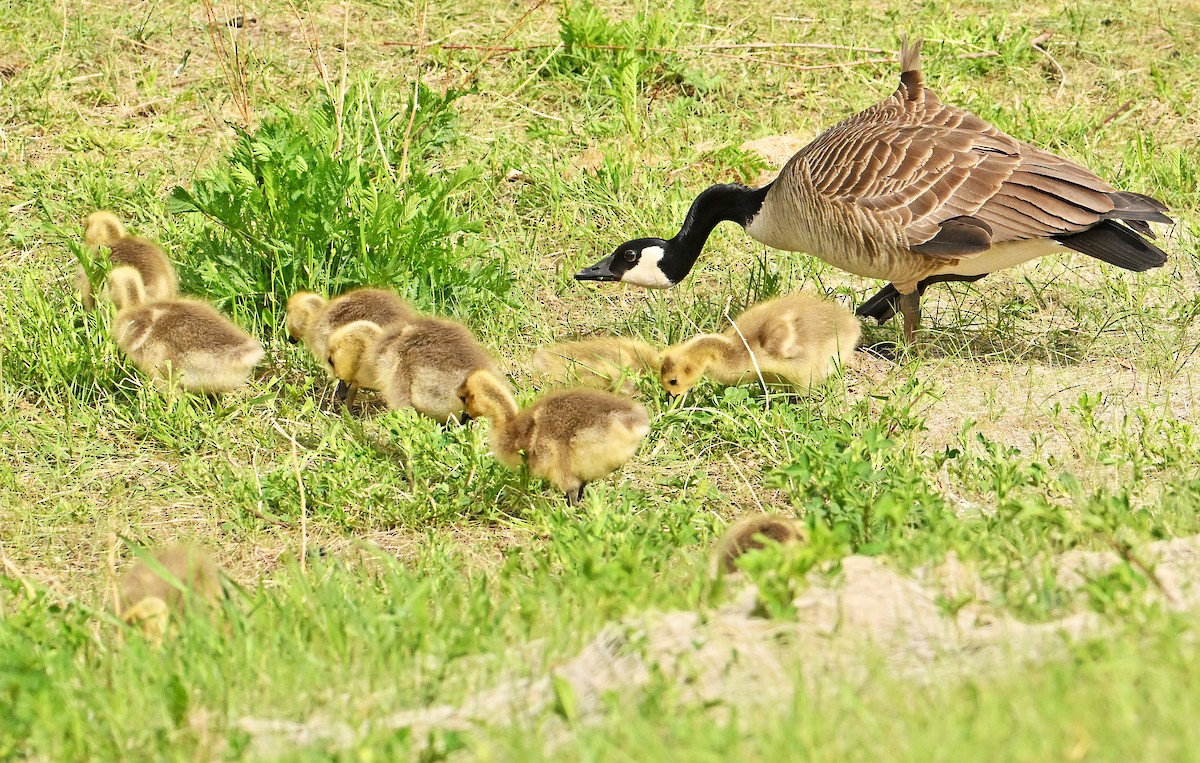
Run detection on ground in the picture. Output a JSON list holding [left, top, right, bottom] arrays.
[[1, 0, 1199, 760]]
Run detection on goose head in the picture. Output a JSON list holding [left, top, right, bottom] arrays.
[[575, 183, 772, 290], [459, 369, 518, 423], [84, 210, 126, 248], [575, 238, 679, 289]]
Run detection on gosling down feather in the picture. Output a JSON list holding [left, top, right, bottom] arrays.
[[712, 514, 806, 576], [78, 211, 178, 311], [576, 38, 1172, 341], [109, 267, 264, 393], [328, 317, 503, 423], [460, 370, 651, 504], [531, 337, 661, 394], [286, 287, 418, 357], [659, 292, 860, 396], [117, 545, 224, 641]]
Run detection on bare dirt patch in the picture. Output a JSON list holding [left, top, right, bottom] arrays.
[[236, 532, 1200, 755]]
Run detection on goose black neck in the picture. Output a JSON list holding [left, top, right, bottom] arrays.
[[664, 183, 772, 282]]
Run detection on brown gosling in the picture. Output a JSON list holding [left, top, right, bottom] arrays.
[[711, 514, 806, 577], [328, 316, 504, 422], [78, 210, 178, 310], [286, 287, 419, 404], [109, 267, 264, 393], [460, 369, 651, 504], [658, 292, 861, 397], [117, 545, 224, 642], [531, 337, 661, 395]]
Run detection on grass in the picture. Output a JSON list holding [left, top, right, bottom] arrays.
[[1, 0, 1199, 759]]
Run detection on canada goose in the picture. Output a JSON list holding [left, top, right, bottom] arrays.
[[658, 292, 860, 396], [77, 211, 178, 310], [712, 514, 806, 576], [286, 287, 419, 403], [576, 39, 1172, 342], [327, 316, 503, 422], [109, 267, 264, 393], [531, 337, 661, 394], [460, 370, 651, 504], [117, 545, 223, 639]]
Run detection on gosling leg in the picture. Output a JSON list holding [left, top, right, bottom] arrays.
[[334, 380, 359, 407], [565, 482, 587, 506]]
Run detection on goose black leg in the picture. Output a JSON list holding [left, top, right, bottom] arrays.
[[856, 274, 990, 324]]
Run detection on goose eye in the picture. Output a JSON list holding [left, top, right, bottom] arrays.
[[669, 378, 677, 386], [622, 249, 637, 263]]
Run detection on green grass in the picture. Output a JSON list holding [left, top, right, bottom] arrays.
[[1, 0, 1199, 759]]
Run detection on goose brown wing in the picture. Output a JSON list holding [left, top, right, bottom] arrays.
[[789, 93, 1130, 259]]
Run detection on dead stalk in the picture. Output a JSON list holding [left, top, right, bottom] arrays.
[[271, 422, 309, 573], [398, 0, 427, 184], [200, 0, 253, 125], [1030, 31, 1067, 100], [724, 298, 771, 410]]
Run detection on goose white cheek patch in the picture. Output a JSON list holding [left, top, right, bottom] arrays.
[[621, 246, 674, 289]]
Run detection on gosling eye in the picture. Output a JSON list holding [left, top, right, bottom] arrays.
[[621, 249, 637, 263], [668, 378, 677, 386]]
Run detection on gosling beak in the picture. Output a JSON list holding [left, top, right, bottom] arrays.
[[286, 335, 300, 345], [334, 379, 351, 403], [574, 256, 618, 282]]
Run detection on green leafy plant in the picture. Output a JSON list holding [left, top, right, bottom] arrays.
[[735, 521, 850, 619], [548, 0, 703, 135], [168, 81, 509, 330], [768, 416, 945, 553]]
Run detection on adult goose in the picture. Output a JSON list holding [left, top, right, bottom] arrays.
[[576, 39, 1172, 341]]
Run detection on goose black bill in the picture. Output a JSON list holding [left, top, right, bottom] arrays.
[[574, 256, 618, 282]]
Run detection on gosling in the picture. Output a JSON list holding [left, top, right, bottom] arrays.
[[659, 292, 861, 396], [286, 287, 419, 403], [78, 210, 178, 310], [328, 316, 503, 423], [460, 369, 650, 504], [109, 267, 264, 393], [532, 337, 661, 395], [711, 514, 806, 577], [117, 545, 224, 640]]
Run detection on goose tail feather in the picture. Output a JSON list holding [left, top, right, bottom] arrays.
[[1054, 220, 1168, 272]]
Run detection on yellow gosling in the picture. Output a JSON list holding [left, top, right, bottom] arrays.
[[461, 369, 650, 504], [286, 287, 419, 404], [78, 210, 178, 310], [659, 292, 861, 396], [531, 337, 661, 395], [328, 316, 504, 422], [109, 267, 264, 393]]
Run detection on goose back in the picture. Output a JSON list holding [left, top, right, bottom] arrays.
[[748, 39, 1168, 291]]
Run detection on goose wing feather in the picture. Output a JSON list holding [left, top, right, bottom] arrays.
[[779, 42, 1132, 260]]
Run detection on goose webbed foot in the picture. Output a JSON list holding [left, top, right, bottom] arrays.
[[859, 341, 899, 362]]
